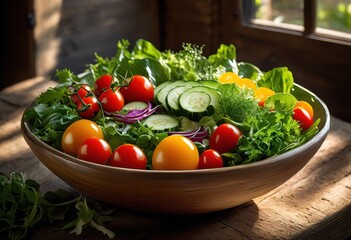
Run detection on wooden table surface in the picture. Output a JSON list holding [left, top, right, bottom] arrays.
[[1, 77, 350, 240]]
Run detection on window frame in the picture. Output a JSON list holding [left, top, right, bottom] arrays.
[[240, 0, 351, 46], [213, 0, 351, 121]]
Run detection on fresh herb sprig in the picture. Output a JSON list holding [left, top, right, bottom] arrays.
[[0, 172, 115, 240]]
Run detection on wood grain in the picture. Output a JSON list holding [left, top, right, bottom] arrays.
[[34, 0, 160, 79]]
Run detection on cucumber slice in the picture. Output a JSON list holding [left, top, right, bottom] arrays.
[[166, 81, 200, 115], [143, 114, 179, 132], [179, 91, 211, 121], [156, 80, 184, 109], [156, 80, 201, 112], [154, 81, 171, 96], [178, 86, 220, 120], [166, 86, 187, 114], [122, 101, 148, 111], [187, 86, 220, 109]]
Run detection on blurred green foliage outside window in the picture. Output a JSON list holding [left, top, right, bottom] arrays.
[[253, 0, 351, 35]]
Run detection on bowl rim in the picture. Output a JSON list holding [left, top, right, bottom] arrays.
[[21, 83, 330, 175]]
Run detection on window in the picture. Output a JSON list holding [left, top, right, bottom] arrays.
[[213, 0, 351, 121], [243, 0, 351, 41]]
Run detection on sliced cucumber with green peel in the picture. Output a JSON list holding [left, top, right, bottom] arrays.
[[187, 86, 220, 109], [155, 80, 185, 110], [154, 80, 220, 119], [166, 86, 188, 114], [156, 80, 201, 112], [179, 91, 211, 120], [154, 81, 171, 96], [143, 114, 179, 132], [166, 81, 201, 114], [122, 101, 148, 111]]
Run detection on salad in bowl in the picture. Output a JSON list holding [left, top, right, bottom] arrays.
[[21, 39, 328, 214]]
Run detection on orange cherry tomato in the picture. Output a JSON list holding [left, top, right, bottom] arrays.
[[218, 72, 241, 84], [237, 78, 257, 90], [295, 100, 314, 118], [62, 119, 103, 156], [254, 87, 275, 106], [152, 135, 199, 170]]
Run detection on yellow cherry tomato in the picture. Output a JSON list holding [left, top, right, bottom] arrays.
[[236, 78, 257, 90], [218, 72, 241, 84], [62, 119, 103, 156], [218, 72, 257, 90], [254, 87, 275, 106], [152, 135, 199, 170], [295, 100, 314, 118]]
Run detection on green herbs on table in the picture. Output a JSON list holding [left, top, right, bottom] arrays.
[[0, 172, 115, 240]]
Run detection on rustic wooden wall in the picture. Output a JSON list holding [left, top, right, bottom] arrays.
[[159, 0, 219, 55], [2, 0, 36, 89], [35, 0, 160, 78]]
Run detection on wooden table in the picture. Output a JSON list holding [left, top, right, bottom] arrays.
[[1, 77, 350, 240]]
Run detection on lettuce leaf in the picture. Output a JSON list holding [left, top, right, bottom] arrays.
[[257, 67, 294, 93]]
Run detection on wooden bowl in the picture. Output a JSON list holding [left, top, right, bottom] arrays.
[[21, 84, 330, 214]]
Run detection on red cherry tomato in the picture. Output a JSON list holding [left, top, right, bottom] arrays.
[[119, 75, 154, 103], [198, 149, 223, 169], [98, 89, 125, 112], [78, 137, 112, 165], [70, 84, 91, 105], [209, 123, 242, 154], [77, 96, 100, 119], [94, 74, 113, 96], [293, 107, 314, 131], [108, 144, 147, 169]]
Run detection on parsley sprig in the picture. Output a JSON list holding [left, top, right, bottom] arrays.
[[0, 172, 115, 240]]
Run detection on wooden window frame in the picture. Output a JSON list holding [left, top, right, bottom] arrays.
[[214, 0, 351, 121]]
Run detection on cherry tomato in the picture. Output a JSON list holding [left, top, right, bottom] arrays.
[[77, 96, 100, 119], [235, 78, 257, 90], [295, 100, 314, 118], [62, 119, 103, 156], [152, 135, 199, 170], [70, 84, 91, 105], [78, 137, 112, 165], [198, 149, 223, 169], [293, 107, 314, 131], [218, 72, 241, 84], [254, 87, 275, 106], [209, 123, 242, 154], [108, 144, 147, 169], [98, 89, 125, 112], [94, 74, 113, 96], [119, 75, 154, 103]]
